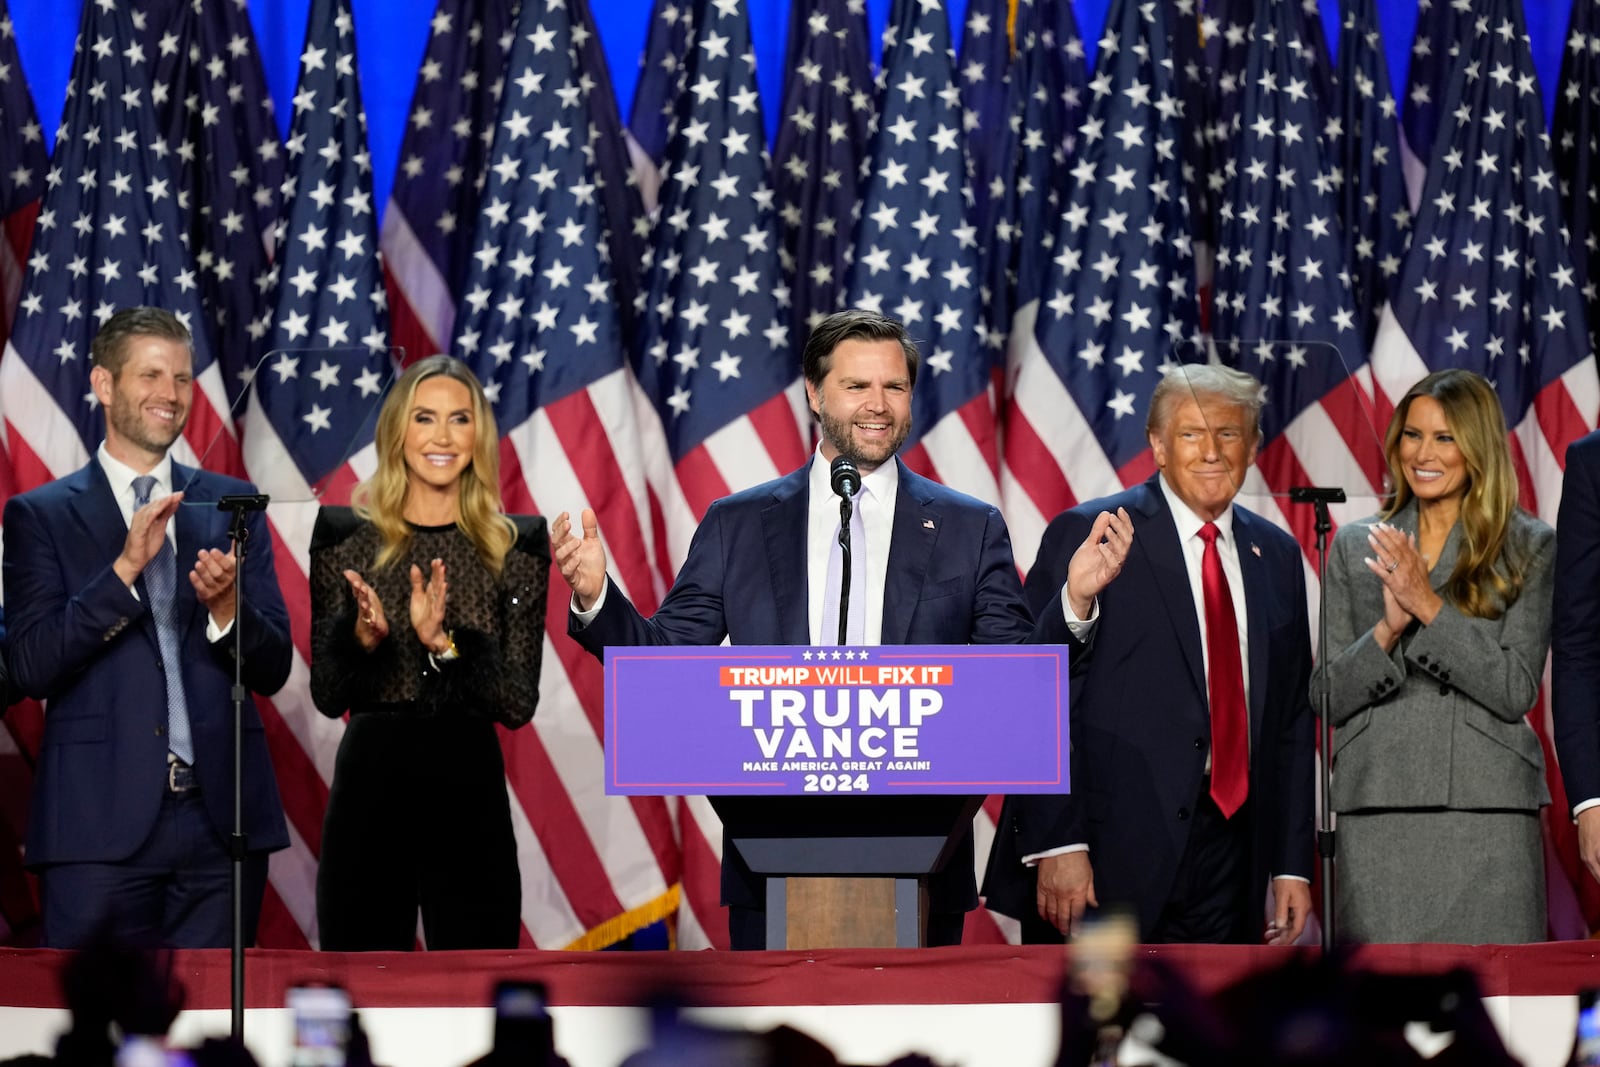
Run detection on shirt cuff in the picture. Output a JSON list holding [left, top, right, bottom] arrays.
[[1060, 583, 1098, 639], [1273, 874, 1311, 884], [1022, 843, 1088, 866], [206, 615, 234, 642], [1574, 797, 1600, 820], [571, 579, 609, 625]]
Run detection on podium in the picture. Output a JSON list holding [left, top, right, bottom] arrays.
[[710, 795, 984, 948], [605, 644, 1068, 949]]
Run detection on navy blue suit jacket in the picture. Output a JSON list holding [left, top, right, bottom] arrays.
[[3, 459, 291, 867], [571, 457, 1070, 908], [1554, 430, 1600, 810], [984, 476, 1315, 936]]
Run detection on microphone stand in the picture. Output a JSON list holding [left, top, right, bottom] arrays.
[[1288, 485, 1343, 954], [836, 494, 853, 645], [218, 493, 269, 1039]]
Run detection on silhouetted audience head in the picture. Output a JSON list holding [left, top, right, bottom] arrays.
[[24, 945, 1529, 1067], [53, 941, 184, 1067], [189, 1037, 261, 1067], [1053, 949, 1522, 1067]]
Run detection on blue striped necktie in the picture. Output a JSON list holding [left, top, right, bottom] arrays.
[[132, 475, 194, 766]]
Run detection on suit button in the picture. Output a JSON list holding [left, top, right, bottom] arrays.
[[1418, 654, 1430, 665], [1177, 807, 1190, 821], [1193, 738, 1204, 750], [154, 726, 164, 737]]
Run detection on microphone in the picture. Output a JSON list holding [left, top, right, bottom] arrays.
[[830, 455, 861, 499]]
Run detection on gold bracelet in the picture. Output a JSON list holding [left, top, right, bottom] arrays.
[[435, 631, 459, 662]]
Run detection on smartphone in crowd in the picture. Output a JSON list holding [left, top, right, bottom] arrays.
[[492, 981, 554, 1066], [288, 984, 353, 1067], [1573, 988, 1600, 1067], [115, 1036, 194, 1067]]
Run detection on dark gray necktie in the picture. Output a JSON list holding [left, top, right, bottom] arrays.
[[132, 475, 194, 765]]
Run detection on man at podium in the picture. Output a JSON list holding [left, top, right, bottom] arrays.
[[553, 308, 1130, 949]]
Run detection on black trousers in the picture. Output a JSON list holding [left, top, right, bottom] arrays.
[[1148, 791, 1254, 943], [40, 788, 267, 949], [318, 713, 521, 950], [1019, 788, 1255, 945]]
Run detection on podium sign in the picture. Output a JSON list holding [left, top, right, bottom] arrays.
[[604, 644, 1068, 796]]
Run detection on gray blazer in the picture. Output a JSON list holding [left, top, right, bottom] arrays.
[[1319, 500, 1554, 813]]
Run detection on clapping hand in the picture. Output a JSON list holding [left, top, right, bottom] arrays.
[[409, 557, 450, 652], [343, 569, 390, 651], [551, 509, 608, 612]]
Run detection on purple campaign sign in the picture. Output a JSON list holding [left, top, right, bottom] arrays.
[[604, 645, 1069, 796]]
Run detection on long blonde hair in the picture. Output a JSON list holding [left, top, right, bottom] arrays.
[[1380, 369, 1524, 619], [351, 356, 516, 575]]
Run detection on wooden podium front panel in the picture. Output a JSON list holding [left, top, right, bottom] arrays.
[[782, 877, 924, 949]]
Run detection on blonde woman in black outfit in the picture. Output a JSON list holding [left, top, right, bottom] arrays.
[[310, 356, 547, 950]]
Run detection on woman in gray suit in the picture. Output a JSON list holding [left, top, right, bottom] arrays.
[[1319, 369, 1553, 943]]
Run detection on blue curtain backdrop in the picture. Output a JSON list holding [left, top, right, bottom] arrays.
[[4, 1, 1576, 228]]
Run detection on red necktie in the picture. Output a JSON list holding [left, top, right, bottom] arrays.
[[1199, 522, 1248, 818]]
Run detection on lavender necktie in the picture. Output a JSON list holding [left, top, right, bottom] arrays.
[[821, 486, 867, 644], [132, 475, 194, 765]]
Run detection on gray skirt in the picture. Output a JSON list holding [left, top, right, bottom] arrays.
[[1337, 808, 1545, 944]]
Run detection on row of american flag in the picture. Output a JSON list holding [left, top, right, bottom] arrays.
[[1, 0, 1598, 949]]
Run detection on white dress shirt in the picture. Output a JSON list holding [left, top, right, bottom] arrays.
[[99, 443, 232, 640], [807, 450, 898, 644]]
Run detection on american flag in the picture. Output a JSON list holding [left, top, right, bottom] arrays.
[[1556, 0, 1600, 936], [1194, 0, 1254, 260], [1001, 0, 1198, 574], [448, 0, 682, 949], [1205, 0, 1332, 137], [1372, 0, 1594, 523], [771, 0, 873, 353], [983, 0, 1085, 356], [379, 0, 515, 367], [963, 1, 1089, 945], [1370, 0, 1599, 941], [1195, 0, 1332, 243], [845, 0, 996, 505], [571, 0, 646, 335], [0, 0, 43, 535], [626, 0, 693, 212], [147, 0, 284, 414], [0, 0, 235, 494], [628, 0, 808, 949], [0, 0, 236, 946], [1399, 0, 1472, 203], [0, 0, 44, 350], [1555, 0, 1600, 355], [631, 0, 806, 553], [1211, 0, 1384, 549], [241, 0, 395, 948], [0, 1, 40, 932], [1328, 0, 1411, 354], [960, 0, 1013, 254]]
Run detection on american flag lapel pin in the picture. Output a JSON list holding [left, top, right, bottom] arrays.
[[923, 518, 935, 530], [1251, 543, 1261, 557]]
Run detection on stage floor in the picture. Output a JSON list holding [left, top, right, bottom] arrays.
[[2, 942, 1597, 1066]]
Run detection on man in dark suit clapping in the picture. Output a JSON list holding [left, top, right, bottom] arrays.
[[3, 307, 292, 948]]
